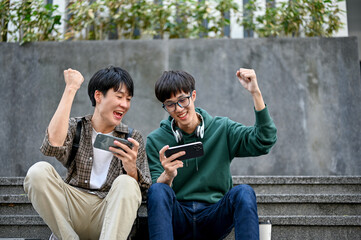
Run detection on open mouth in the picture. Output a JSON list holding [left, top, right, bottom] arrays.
[[113, 111, 124, 120], [177, 112, 187, 120]]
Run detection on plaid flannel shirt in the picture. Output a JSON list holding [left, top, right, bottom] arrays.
[[40, 115, 151, 199]]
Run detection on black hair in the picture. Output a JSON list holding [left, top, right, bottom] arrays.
[[155, 70, 195, 102], [88, 66, 134, 107]]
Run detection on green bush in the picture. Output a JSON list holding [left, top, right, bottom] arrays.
[[243, 0, 345, 37], [65, 0, 241, 40], [0, 0, 345, 42], [1, 0, 61, 44]]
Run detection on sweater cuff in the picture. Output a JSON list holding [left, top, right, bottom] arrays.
[[254, 105, 273, 126]]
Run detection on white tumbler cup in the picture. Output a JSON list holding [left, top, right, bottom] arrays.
[[259, 220, 272, 240]]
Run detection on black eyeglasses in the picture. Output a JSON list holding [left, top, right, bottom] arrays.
[[162, 94, 192, 112]]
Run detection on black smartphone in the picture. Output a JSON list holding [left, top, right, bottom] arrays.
[[93, 133, 133, 152], [165, 142, 204, 161]]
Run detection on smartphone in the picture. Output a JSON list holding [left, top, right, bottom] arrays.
[[165, 142, 204, 161], [93, 133, 133, 152]]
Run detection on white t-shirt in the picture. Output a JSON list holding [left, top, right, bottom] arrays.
[[90, 128, 114, 189]]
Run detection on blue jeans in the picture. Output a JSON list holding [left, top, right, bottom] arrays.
[[147, 183, 259, 240]]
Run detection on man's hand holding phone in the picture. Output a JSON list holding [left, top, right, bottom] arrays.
[[94, 133, 139, 181], [157, 145, 186, 186], [157, 142, 204, 186], [111, 137, 139, 181]]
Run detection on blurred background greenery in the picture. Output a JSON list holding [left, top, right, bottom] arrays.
[[0, 0, 345, 44]]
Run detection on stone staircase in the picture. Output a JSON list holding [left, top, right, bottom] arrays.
[[1, 176, 360, 239]]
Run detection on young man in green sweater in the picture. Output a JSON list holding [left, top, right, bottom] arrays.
[[146, 68, 277, 240]]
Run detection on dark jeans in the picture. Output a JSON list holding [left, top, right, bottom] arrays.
[[147, 183, 259, 240]]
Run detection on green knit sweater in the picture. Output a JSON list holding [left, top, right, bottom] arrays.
[[146, 107, 277, 204]]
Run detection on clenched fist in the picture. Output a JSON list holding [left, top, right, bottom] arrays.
[[236, 68, 260, 95], [63, 68, 84, 91]]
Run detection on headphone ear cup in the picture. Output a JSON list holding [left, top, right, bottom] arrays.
[[197, 125, 204, 139], [171, 119, 184, 143], [175, 129, 183, 143], [195, 125, 201, 138], [195, 113, 205, 139]]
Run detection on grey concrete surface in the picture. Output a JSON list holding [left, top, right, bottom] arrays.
[[0, 37, 360, 177], [1, 176, 361, 239]]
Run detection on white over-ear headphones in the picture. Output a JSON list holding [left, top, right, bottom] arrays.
[[171, 112, 204, 143]]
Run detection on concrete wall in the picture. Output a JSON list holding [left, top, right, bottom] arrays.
[[0, 37, 360, 177], [346, 0, 361, 61]]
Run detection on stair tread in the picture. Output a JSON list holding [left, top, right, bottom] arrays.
[[232, 176, 361, 185], [256, 194, 361, 203], [2, 176, 361, 186], [1, 215, 360, 226], [261, 215, 361, 226], [2, 193, 361, 204]]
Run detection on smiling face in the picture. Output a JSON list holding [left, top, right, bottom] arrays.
[[165, 90, 199, 134], [93, 84, 131, 133]]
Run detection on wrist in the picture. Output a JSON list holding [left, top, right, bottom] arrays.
[[163, 171, 173, 181], [252, 90, 266, 111], [251, 88, 262, 97], [127, 169, 138, 181], [65, 84, 80, 94], [158, 171, 174, 185]]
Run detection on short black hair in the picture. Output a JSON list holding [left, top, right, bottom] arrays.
[[155, 70, 195, 102], [88, 66, 134, 107]]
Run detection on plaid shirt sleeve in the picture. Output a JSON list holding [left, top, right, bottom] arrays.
[[39, 118, 77, 166], [132, 129, 152, 193]]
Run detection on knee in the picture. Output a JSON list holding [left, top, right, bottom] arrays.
[[25, 162, 53, 184], [111, 175, 141, 200], [147, 183, 173, 202], [113, 174, 137, 186], [24, 161, 54, 193], [230, 184, 257, 206]]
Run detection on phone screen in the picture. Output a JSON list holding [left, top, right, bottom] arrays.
[[93, 133, 133, 152], [165, 142, 204, 161]]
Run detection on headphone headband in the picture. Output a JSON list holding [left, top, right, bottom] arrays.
[[171, 112, 204, 143]]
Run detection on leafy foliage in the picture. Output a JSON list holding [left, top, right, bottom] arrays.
[[65, 0, 241, 40], [0, 0, 345, 42], [1, 0, 61, 44], [243, 0, 345, 37]]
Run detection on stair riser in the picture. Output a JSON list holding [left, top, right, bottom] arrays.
[[0, 204, 37, 215], [4, 194, 361, 204], [0, 225, 51, 239], [1, 225, 360, 240], [270, 226, 361, 240], [3, 184, 361, 196], [258, 203, 361, 216], [2, 203, 360, 217], [224, 226, 361, 240], [247, 184, 361, 195], [0, 187, 25, 195], [3, 216, 360, 226]]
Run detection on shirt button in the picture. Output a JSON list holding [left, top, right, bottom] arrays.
[[89, 157, 92, 160], [85, 180, 88, 183]]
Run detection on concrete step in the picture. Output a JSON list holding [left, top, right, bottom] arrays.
[[2, 194, 361, 216], [0, 225, 51, 239], [2, 225, 360, 240], [1, 176, 361, 239], [4, 193, 361, 204], [233, 176, 361, 194], [2, 215, 360, 226], [3, 176, 361, 194], [1, 215, 360, 240], [0, 178, 24, 195], [0, 239, 43, 240]]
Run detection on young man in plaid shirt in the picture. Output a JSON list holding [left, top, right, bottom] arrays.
[[24, 66, 151, 240]]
